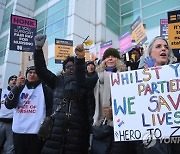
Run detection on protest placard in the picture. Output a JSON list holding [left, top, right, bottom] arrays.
[[55, 38, 73, 63], [118, 32, 132, 55], [100, 40, 112, 59], [10, 14, 37, 52], [110, 63, 180, 142]]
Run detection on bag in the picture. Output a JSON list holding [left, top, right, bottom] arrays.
[[37, 99, 67, 140], [92, 125, 113, 139], [91, 125, 113, 154], [37, 116, 54, 140]]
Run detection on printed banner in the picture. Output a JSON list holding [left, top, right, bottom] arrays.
[[118, 32, 132, 55], [168, 10, 180, 49], [110, 63, 180, 142], [10, 14, 37, 52], [160, 19, 168, 40], [131, 16, 147, 46], [100, 40, 113, 59], [55, 39, 73, 63]]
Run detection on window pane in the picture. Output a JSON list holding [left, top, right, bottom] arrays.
[[121, 10, 140, 26], [46, 19, 64, 35], [47, 29, 64, 44], [142, 0, 162, 6], [37, 19, 45, 30], [107, 0, 119, 13], [35, 0, 48, 10], [121, 24, 131, 34], [46, 9, 65, 26], [35, 11, 46, 21], [106, 4, 120, 24], [106, 16, 120, 35], [121, 1, 139, 15], [120, 0, 132, 5], [0, 21, 10, 33], [0, 56, 5, 65], [47, 0, 65, 17], [142, 0, 180, 18], [144, 13, 167, 29], [37, 29, 44, 35], [47, 57, 62, 74], [3, 3, 14, 22]]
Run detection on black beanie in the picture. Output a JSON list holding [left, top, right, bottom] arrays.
[[26, 66, 35, 77], [8, 75, 17, 83], [86, 61, 95, 68], [102, 48, 120, 60]]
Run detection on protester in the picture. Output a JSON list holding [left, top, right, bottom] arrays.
[[5, 67, 53, 154], [138, 36, 176, 68], [91, 48, 139, 154], [86, 61, 96, 76], [137, 36, 177, 154], [0, 75, 17, 154], [33, 34, 97, 154], [85, 61, 98, 153], [126, 46, 142, 70]]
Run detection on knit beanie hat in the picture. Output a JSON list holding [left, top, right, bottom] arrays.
[[102, 48, 120, 60], [86, 61, 95, 68], [8, 75, 17, 83], [26, 66, 35, 77]]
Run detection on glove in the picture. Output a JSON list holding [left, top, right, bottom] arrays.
[[75, 44, 85, 58], [34, 34, 46, 47], [144, 56, 156, 68]]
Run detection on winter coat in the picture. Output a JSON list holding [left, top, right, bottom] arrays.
[[34, 49, 98, 154]]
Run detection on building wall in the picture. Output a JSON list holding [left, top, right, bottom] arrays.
[[0, 0, 180, 88], [0, 0, 36, 88]]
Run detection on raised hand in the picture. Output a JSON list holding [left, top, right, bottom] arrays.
[[16, 71, 25, 87], [144, 56, 157, 68], [75, 44, 85, 59], [34, 34, 46, 47]]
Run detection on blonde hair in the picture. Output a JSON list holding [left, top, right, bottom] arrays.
[[139, 36, 177, 68]]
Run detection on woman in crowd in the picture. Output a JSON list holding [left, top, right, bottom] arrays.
[[138, 36, 177, 154], [34, 34, 97, 154], [91, 48, 140, 154], [139, 36, 177, 68]]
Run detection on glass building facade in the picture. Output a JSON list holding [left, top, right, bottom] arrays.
[[106, 0, 180, 35], [0, 0, 180, 88], [34, 0, 69, 72]]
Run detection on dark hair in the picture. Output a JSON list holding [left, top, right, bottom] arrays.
[[86, 61, 95, 68], [63, 56, 74, 71], [102, 48, 120, 60]]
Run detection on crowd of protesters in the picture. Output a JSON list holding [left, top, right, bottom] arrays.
[[0, 34, 179, 154]]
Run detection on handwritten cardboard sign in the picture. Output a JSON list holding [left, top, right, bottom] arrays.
[[110, 63, 180, 141]]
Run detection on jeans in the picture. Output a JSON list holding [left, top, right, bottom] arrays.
[[0, 122, 14, 154]]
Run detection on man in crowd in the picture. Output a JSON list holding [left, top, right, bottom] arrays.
[[5, 68, 53, 154], [0, 75, 17, 154]]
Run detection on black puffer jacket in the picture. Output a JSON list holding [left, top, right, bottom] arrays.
[[34, 49, 97, 154]]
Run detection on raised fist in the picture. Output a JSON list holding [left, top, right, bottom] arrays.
[[75, 44, 85, 58], [34, 34, 46, 47]]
